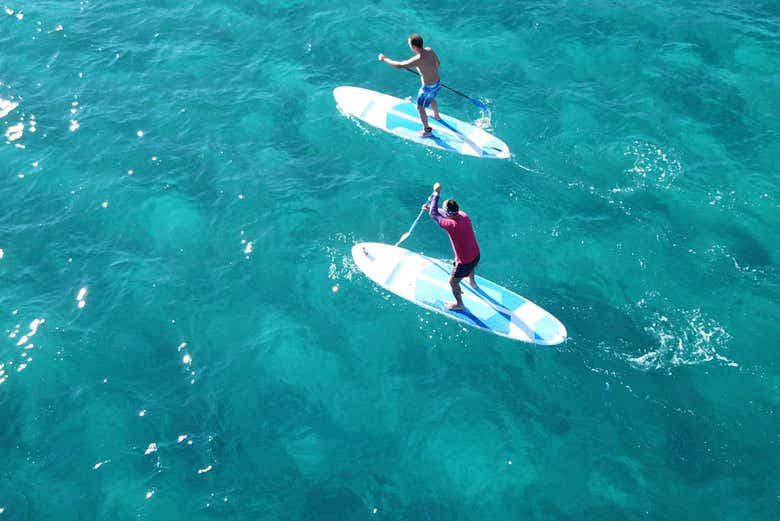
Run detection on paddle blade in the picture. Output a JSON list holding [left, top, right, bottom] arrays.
[[470, 98, 490, 112], [394, 232, 411, 247]]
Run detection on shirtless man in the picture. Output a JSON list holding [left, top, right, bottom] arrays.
[[378, 33, 441, 137], [425, 182, 480, 310]]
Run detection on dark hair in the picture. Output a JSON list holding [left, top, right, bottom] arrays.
[[409, 34, 424, 49], [444, 199, 459, 215]]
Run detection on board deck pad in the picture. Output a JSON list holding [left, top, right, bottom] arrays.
[[351, 242, 567, 345], [334, 86, 510, 159]]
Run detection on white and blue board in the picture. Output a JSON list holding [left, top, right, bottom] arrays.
[[334, 86, 510, 159], [351, 242, 567, 345]]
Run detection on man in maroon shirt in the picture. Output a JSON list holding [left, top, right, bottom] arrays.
[[426, 182, 480, 310]]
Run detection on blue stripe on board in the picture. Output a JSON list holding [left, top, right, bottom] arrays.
[[472, 274, 528, 310], [428, 261, 514, 320], [483, 140, 505, 153], [385, 107, 420, 133], [421, 295, 495, 333], [449, 305, 492, 331], [384, 109, 454, 152], [386, 104, 457, 152], [359, 99, 376, 119], [471, 284, 514, 315], [428, 133, 458, 151], [533, 315, 562, 342], [417, 263, 511, 335], [431, 117, 488, 156], [384, 251, 412, 286]]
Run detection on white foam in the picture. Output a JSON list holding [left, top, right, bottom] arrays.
[[629, 307, 735, 370]]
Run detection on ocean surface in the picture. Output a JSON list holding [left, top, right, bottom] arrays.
[[1, 1, 778, 519]]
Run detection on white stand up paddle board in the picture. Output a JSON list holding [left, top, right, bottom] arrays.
[[334, 86, 510, 159], [352, 242, 567, 345]]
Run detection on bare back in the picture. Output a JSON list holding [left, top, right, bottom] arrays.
[[415, 47, 440, 85]]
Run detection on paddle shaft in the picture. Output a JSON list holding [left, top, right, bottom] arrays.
[[404, 68, 488, 111], [395, 194, 434, 247]]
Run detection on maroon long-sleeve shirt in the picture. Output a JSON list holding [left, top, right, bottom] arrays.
[[429, 193, 480, 264]]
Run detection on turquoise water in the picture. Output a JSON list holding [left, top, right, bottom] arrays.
[[1, 1, 778, 519]]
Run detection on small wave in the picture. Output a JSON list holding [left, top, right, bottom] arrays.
[[325, 232, 361, 283], [473, 111, 492, 132], [510, 155, 541, 174], [628, 307, 735, 371], [622, 140, 682, 190]]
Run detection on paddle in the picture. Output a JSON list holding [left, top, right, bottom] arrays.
[[404, 68, 490, 113], [395, 194, 433, 247]]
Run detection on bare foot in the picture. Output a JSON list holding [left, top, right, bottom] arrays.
[[446, 301, 464, 310], [419, 127, 433, 137], [432, 114, 442, 121], [468, 280, 478, 289]]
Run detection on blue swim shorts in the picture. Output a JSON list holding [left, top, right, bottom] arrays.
[[416, 80, 442, 108]]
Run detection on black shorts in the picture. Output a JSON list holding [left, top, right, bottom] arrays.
[[451, 254, 480, 279]]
